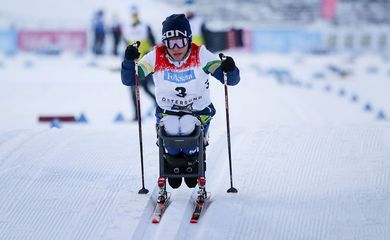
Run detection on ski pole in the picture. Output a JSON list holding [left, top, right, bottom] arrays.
[[134, 41, 148, 194], [219, 53, 238, 193]]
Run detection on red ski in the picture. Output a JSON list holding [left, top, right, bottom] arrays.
[[151, 177, 170, 224], [151, 193, 171, 224], [190, 177, 210, 223]]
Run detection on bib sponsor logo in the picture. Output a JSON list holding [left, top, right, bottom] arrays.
[[164, 69, 196, 83]]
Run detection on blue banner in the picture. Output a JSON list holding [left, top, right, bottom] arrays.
[[252, 30, 322, 53], [0, 29, 17, 54]]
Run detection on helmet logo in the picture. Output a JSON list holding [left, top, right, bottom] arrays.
[[162, 30, 188, 40]]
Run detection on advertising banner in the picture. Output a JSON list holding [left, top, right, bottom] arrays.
[[252, 30, 322, 53], [18, 30, 87, 52], [0, 29, 17, 54], [322, 0, 339, 21]]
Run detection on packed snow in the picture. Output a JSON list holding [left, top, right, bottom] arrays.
[[1, 0, 390, 239], [1, 50, 390, 239]]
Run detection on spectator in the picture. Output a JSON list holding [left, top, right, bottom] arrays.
[[122, 5, 156, 58], [122, 5, 156, 121], [92, 10, 106, 55], [186, 9, 207, 47], [110, 14, 122, 56]]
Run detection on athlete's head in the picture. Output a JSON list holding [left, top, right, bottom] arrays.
[[162, 14, 192, 61]]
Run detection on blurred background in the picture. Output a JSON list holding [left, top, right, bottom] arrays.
[[1, 2, 390, 238], [1, 0, 390, 55], [0, 0, 389, 130]]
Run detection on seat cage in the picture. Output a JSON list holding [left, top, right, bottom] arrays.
[[158, 122, 205, 178]]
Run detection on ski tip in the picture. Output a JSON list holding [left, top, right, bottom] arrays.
[[152, 218, 160, 224]]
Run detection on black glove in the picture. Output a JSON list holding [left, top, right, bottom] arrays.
[[125, 45, 140, 61], [220, 56, 236, 72]]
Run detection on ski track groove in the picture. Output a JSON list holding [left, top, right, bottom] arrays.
[[0, 130, 67, 239], [168, 191, 196, 238], [130, 186, 159, 239], [0, 130, 135, 240], [74, 188, 116, 240], [229, 127, 340, 240], [203, 131, 243, 237], [0, 129, 47, 168], [0, 130, 50, 213], [69, 165, 131, 239], [183, 129, 248, 240], [230, 128, 276, 240]]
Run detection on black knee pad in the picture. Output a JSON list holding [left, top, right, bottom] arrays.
[[168, 177, 182, 189], [184, 177, 197, 188]]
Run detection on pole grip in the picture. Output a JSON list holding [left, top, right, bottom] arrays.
[[133, 41, 141, 49], [219, 53, 226, 61]]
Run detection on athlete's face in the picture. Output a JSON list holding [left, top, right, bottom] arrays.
[[164, 37, 189, 61]]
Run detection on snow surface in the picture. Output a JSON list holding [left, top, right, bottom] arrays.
[[1, 0, 390, 239], [1, 50, 390, 240]]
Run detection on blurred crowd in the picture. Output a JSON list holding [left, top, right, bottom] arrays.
[[91, 5, 207, 57], [91, 5, 208, 121]]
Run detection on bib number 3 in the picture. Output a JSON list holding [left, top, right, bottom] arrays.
[[175, 87, 187, 98]]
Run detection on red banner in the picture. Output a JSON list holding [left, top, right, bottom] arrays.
[[321, 0, 339, 21], [18, 30, 87, 52]]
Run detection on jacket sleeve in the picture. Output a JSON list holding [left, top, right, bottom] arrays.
[[200, 46, 240, 86], [121, 59, 136, 86], [212, 66, 240, 86], [203, 60, 240, 86], [121, 50, 156, 86]]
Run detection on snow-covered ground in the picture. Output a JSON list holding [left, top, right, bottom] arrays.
[[0, 51, 390, 240], [1, 0, 390, 239]]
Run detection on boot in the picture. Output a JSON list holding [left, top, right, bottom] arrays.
[[196, 177, 207, 202], [157, 177, 167, 203]]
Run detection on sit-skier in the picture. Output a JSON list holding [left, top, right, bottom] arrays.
[[121, 14, 240, 199]]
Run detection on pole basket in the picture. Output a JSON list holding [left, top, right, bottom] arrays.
[[138, 187, 149, 194], [227, 187, 238, 193]]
